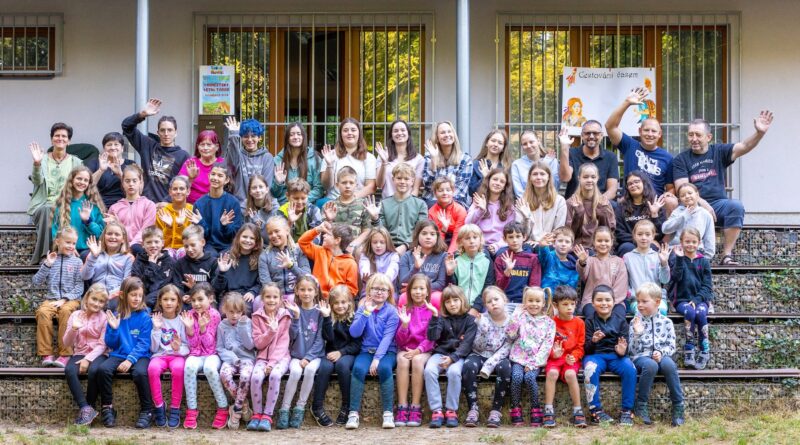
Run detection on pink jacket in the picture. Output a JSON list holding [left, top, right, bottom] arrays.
[[63, 310, 108, 362], [108, 196, 157, 246], [186, 307, 221, 357], [251, 307, 292, 367], [395, 305, 435, 353], [577, 255, 629, 309]]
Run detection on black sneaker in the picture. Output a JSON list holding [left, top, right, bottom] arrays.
[[335, 408, 349, 425], [101, 406, 117, 428], [619, 410, 634, 427], [75, 406, 98, 426], [589, 407, 614, 425], [135, 410, 154, 429], [152, 404, 167, 427], [312, 409, 334, 427]]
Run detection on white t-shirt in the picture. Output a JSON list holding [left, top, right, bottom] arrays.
[[380, 154, 425, 198], [322, 152, 379, 200]]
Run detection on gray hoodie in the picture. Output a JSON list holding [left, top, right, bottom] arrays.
[[224, 130, 275, 210], [258, 246, 311, 296], [216, 317, 256, 364]]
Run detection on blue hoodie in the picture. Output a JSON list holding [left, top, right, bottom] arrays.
[[194, 191, 244, 252], [538, 246, 579, 293], [105, 309, 153, 364]]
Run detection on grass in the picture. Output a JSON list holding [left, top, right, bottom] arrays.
[[478, 433, 506, 443]]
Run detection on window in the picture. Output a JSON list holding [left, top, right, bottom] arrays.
[[0, 14, 63, 76], [198, 14, 429, 152], [502, 14, 736, 155]]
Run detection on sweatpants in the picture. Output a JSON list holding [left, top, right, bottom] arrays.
[[147, 355, 185, 409], [423, 354, 465, 412], [583, 353, 636, 411]]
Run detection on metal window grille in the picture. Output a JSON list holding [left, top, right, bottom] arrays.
[[0, 13, 63, 76], [495, 12, 740, 159], [193, 12, 435, 152]]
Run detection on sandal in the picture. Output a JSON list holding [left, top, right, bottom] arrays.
[[721, 255, 739, 266]]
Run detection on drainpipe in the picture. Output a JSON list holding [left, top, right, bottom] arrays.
[[135, 0, 149, 135], [456, 0, 470, 149]]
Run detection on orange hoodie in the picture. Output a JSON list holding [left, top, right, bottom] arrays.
[[298, 227, 359, 298]]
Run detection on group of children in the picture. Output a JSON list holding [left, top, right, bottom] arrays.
[[29, 108, 721, 431]]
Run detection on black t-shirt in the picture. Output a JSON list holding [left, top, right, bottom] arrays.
[[672, 144, 735, 201], [565, 146, 620, 199], [86, 158, 136, 209]]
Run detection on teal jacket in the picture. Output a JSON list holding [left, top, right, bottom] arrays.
[[51, 196, 105, 251], [271, 147, 324, 205]]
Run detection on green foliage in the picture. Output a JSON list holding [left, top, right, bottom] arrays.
[[9, 296, 34, 314], [752, 320, 800, 368], [763, 269, 800, 302], [478, 433, 506, 443]]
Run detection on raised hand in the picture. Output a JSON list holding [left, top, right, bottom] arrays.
[[478, 159, 491, 177], [500, 251, 516, 273], [102, 213, 118, 224], [472, 193, 487, 211], [219, 209, 235, 226], [157, 209, 173, 226], [198, 312, 210, 331], [754, 110, 774, 134], [247, 209, 264, 228], [424, 140, 439, 158], [178, 208, 193, 226], [322, 201, 338, 222], [44, 251, 58, 267], [265, 314, 279, 331], [98, 152, 110, 171], [541, 232, 556, 247], [182, 274, 197, 290], [364, 195, 381, 220], [171, 335, 182, 351], [71, 312, 86, 330], [274, 163, 287, 184], [632, 315, 644, 335], [321, 144, 337, 165], [318, 300, 331, 318], [658, 243, 673, 264], [374, 142, 389, 163], [398, 306, 411, 326], [141, 98, 162, 117], [86, 236, 102, 258], [29, 142, 45, 166], [109, 156, 123, 177], [186, 159, 199, 180], [648, 195, 666, 217], [573, 244, 589, 263], [188, 209, 202, 224], [284, 299, 301, 318], [106, 310, 121, 329], [435, 209, 451, 232], [243, 293, 254, 303], [79, 201, 94, 223], [551, 339, 564, 358], [152, 312, 164, 330], [558, 127, 575, 147], [615, 337, 628, 356], [413, 246, 426, 269], [444, 252, 456, 276], [515, 197, 532, 220], [424, 301, 439, 318], [317, 221, 333, 236], [275, 250, 293, 269], [674, 245, 685, 257], [217, 252, 232, 272], [625, 86, 648, 105], [288, 202, 303, 224], [179, 311, 194, 329], [363, 297, 377, 314], [591, 329, 605, 344], [224, 116, 240, 132]]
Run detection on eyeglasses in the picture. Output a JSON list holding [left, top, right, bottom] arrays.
[[371, 288, 390, 295]]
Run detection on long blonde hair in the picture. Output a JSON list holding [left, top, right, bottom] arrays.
[[522, 161, 558, 211], [53, 166, 106, 232], [575, 163, 601, 221], [428, 121, 465, 170]]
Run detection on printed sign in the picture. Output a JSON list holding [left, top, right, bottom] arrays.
[[199, 65, 235, 115], [561, 67, 657, 135]]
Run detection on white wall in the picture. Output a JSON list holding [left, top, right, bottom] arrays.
[[2, 0, 798, 223]]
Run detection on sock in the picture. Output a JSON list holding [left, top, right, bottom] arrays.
[[573, 406, 582, 414], [544, 405, 554, 414]]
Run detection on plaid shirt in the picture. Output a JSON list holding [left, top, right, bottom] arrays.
[[422, 153, 474, 208]]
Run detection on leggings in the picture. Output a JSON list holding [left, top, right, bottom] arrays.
[[350, 352, 397, 413], [220, 360, 255, 409], [281, 358, 321, 410], [250, 359, 290, 416], [461, 354, 511, 411], [65, 354, 107, 409], [312, 354, 356, 413], [677, 301, 709, 352], [510, 363, 540, 409], [147, 355, 186, 409], [97, 356, 153, 411], [184, 355, 227, 410]]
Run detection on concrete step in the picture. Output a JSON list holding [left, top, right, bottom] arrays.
[[2, 319, 797, 370]]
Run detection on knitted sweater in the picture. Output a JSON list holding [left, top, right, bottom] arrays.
[[516, 195, 567, 243], [379, 194, 428, 246], [628, 312, 677, 361], [506, 311, 556, 368], [33, 254, 84, 301]]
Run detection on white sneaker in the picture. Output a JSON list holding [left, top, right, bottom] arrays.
[[345, 411, 360, 429], [382, 411, 395, 429]]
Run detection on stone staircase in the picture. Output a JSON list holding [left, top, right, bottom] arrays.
[[1, 224, 799, 426]]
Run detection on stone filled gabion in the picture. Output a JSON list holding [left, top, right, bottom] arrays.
[[0, 274, 47, 313], [0, 230, 36, 267], [713, 273, 800, 314], [717, 229, 800, 266]]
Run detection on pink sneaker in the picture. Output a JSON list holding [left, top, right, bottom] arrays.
[[407, 406, 423, 427], [184, 409, 199, 429], [395, 405, 409, 426], [41, 355, 55, 366], [53, 356, 70, 368], [212, 407, 229, 429]]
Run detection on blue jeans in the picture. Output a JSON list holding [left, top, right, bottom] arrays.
[[349, 352, 396, 413], [424, 354, 465, 412], [583, 353, 636, 411], [312, 354, 356, 413], [634, 356, 684, 407]]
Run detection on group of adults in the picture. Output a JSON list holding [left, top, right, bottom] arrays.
[[26, 89, 773, 265]]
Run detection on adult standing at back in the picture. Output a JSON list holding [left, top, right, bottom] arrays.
[[269, 122, 323, 206], [374, 119, 425, 199], [121, 98, 189, 203], [421, 121, 473, 208], [606, 87, 677, 210], [559, 121, 619, 201], [672, 112, 773, 265], [319, 118, 378, 205], [28, 123, 84, 263]]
